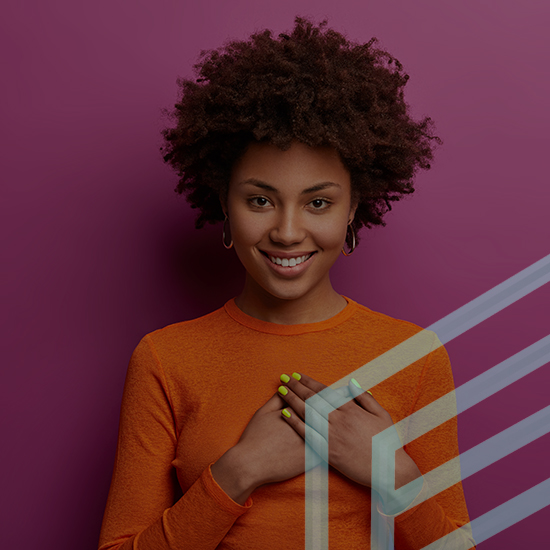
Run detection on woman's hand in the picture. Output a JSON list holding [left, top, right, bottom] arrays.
[[277, 372, 421, 492], [211, 391, 322, 504]]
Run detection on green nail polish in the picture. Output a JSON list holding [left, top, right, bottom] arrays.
[[280, 373, 290, 383], [282, 408, 291, 418], [351, 378, 362, 389], [367, 390, 373, 396], [292, 372, 301, 381], [278, 385, 288, 396]]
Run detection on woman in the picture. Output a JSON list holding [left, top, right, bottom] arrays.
[[99, 17, 474, 550]]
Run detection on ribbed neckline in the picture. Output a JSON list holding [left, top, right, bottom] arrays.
[[224, 296, 358, 335]]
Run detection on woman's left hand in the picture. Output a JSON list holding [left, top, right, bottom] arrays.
[[277, 372, 421, 491]]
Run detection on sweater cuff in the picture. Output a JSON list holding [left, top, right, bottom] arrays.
[[376, 477, 428, 521], [151, 464, 253, 548], [393, 493, 441, 525], [202, 463, 254, 513]]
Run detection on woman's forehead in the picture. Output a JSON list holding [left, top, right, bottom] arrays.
[[230, 141, 351, 193]]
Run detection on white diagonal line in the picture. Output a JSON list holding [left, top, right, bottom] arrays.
[[420, 478, 550, 550], [428, 254, 550, 343], [456, 335, 550, 414], [402, 405, 550, 506], [460, 405, 550, 479], [392, 335, 550, 450]]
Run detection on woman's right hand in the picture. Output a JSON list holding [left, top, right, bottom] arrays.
[[211, 391, 321, 504]]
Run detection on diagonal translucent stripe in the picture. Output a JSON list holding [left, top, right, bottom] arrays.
[[428, 254, 550, 344], [456, 335, 550, 414], [468, 478, 550, 546], [460, 405, 550, 479], [393, 335, 550, 449], [407, 406, 550, 506], [420, 479, 550, 550]]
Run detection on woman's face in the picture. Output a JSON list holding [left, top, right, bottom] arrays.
[[225, 140, 356, 312]]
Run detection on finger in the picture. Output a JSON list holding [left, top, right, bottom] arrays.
[[281, 407, 328, 464], [261, 391, 288, 412], [283, 372, 348, 412], [348, 379, 386, 415], [289, 371, 327, 392], [334, 386, 352, 399], [278, 385, 328, 434]]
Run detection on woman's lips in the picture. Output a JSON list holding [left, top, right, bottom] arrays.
[[260, 251, 316, 276]]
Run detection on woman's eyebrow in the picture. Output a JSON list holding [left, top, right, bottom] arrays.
[[240, 178, 341, 194], [301, 182, 341, 194], [240, 178, 278, 192]]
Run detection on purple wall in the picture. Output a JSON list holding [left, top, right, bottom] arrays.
[[1, 1, 548, 548]]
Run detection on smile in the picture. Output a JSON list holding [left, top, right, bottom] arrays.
[[267, 253, 314, 267], [259, 251, 317, 276]]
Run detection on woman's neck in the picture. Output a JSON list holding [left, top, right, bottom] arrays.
[[234, 276, 347, 325]]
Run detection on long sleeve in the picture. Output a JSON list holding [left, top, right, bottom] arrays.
[[98, 336, 252, 550], [390, 334, 475, 550]]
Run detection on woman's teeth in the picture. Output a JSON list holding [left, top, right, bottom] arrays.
[[269, 254, 312, 267]]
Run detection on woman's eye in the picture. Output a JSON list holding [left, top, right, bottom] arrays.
[[310, 199, 329, 209], [250, 197, 269, 207]]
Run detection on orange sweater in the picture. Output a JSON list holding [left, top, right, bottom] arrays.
[[99, 297, 472, 549]]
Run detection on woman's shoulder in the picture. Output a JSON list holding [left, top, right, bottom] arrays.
[[143, 303, 233, 343], [128, 303, 243, 374], [345, 297, 432, 339]]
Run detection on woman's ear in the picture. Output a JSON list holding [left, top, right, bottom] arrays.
[[220, 197, 228, 218], [220, 182, 233, 217]]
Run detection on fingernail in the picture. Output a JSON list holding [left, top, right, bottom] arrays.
[[282, 408, 291, 418], [292, 372, 301, 381], [280, 374, 290, 383], [367, 390, 373, 396], [278, 386, 288, 396], [351, 378, 362, 389]]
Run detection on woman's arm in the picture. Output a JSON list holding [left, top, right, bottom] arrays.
[[98, 336, 252, 550]]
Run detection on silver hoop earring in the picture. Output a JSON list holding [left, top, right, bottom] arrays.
[[341, 224, 356, 256], [222, 215, 233, 249]]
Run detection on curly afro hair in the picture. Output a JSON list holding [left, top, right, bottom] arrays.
[[161, 17, 441, 243]]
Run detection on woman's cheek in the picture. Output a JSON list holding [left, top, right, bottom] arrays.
[[316, 220, 348, 250]]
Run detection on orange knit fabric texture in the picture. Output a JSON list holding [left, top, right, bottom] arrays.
[[99, 298, 473, 549]]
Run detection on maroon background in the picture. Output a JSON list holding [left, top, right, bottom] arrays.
[[1, 1, 549, 548]]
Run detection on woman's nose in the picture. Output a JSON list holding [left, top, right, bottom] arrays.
[[269, 209, 306, 245]]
